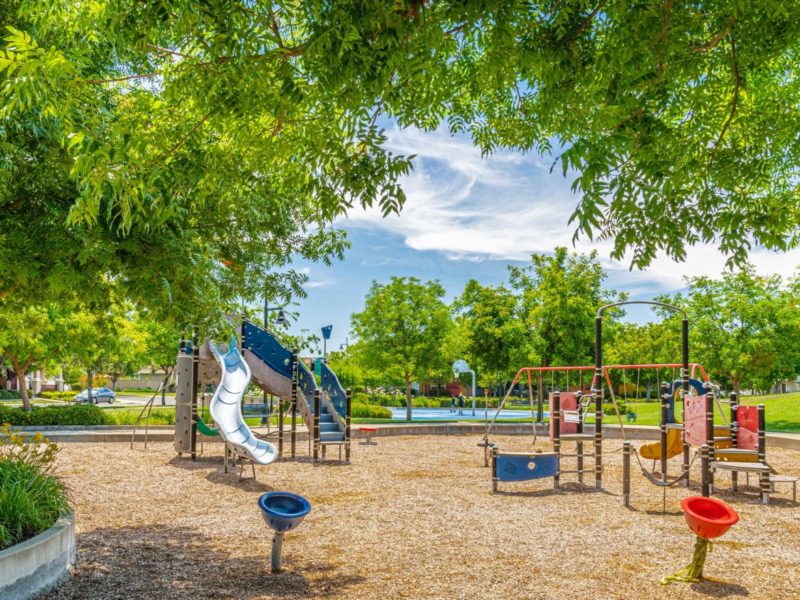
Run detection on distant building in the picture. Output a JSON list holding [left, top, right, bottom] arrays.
[[3, 367, 64, 392], [769, 377, 800, 395], [115, 368, 172, 391]]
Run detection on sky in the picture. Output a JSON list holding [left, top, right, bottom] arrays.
[[288, 124, 800, 353]]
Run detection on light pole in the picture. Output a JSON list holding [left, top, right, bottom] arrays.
[[453, 359, 476, 417], [263, 301, 286, 424], [264, 301, 286, 331], [339, 337, 349, 352]]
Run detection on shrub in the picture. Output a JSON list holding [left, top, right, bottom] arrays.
[[0, 425, 70, 550], [102, 408, 175, 426], [603, 400, 628, 417], [352, 392, 404, 407], [0, 390, 21, 400], [350, 403, 392, 419], [36, 391, 74, 401], [0, 404, 106, 426]]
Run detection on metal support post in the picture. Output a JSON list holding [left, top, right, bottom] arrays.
[[313, 389, 321, 462], [623, 441, 631, 507]]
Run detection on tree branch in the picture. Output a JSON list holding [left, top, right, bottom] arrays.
[[713, 30, 740, 151], [87, 48, 304, 87], [445, 23, 467, 36], [658, 0, 671, 73], [85, 73, 160, 85], [157, 109, 213, 162], [692, 17, 733, 52], [272, 111, 285, 137], [146, 44, 190, 59], [357, 70, 397, 155], [563, 0, 608, 44]]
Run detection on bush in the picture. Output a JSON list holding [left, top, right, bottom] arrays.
[[0, 390, 21, 400], [603, 400, 628, 417], [350, 403, 392, 419], [352, 392, 404, 407], [102, 408, 175, 426], [36, 391, 74, 401], [0, 404, 106, 426], [0, 425, 70, 550]]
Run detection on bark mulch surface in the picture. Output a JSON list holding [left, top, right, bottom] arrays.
[[43, 436, 800, 599]]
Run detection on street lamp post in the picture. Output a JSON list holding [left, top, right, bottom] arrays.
[[263, 300, 286, 424]]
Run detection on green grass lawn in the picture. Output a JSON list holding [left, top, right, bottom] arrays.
[[608, 392, 799, 432]]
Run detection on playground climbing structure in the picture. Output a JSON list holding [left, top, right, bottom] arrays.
[[174, 320, 351, 468]]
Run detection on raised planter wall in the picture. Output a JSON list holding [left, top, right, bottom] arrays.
[[0, 513, 76, 600]]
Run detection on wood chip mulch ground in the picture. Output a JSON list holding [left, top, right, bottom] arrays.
[[42, 435, 800, 599]]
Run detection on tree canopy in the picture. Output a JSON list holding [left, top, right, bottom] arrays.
[[509, 247, 624, 369], [351, 276, 451, 419], [0, 302, 64, 409], [453, 280, 528, 386], [2, 1, 800, 323], [673, 268, 800, 393]]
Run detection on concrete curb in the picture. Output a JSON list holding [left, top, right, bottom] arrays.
[[0, 512, 76, 600], [13, 422, 800, 451]]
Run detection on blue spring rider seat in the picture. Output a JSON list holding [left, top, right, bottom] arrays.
[[258, 492, 312, 572]]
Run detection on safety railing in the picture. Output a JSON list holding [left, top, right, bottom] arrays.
[[320, 360, 347, 420], [296, 360, 317, 412], [241, 321, 293, 379]]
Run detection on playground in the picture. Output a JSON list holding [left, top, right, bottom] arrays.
[[47, 434, 800, 600]]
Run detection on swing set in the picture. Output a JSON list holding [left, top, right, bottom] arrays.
[[483, 300, 722, 500]]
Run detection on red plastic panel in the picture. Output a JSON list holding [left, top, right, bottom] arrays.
[[684, 395, 709, 447], [736, 405, 759, 451], [549, 392, 578, 441]]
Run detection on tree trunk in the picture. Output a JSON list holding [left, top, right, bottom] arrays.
[[161, 367, 172, 406], [111, 373, 118, 392], [733, 375, 740, 395], [87, 370, 94, 403], [10, 357, 31, 412], [405, 372, 412, 422]]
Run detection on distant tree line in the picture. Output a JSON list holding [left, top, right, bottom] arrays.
[[331, 249, 800, 414]]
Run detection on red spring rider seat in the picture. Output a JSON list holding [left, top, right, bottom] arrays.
[[661, 496, 739, 585]]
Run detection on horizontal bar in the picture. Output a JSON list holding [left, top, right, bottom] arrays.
[[517, 362, 707, 374]]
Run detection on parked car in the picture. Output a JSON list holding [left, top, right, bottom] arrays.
[[74, 387, 116, 404]]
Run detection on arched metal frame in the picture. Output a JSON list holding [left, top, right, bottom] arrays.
[[595, 300, 690, 397]]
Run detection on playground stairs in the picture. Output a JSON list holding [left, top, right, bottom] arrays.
[[319, 405, 345, 442], [241, 320, 348, 448]]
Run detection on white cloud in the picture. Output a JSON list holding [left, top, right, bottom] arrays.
[[297, 266, 334, 289], [342, 125, 800, 289]]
